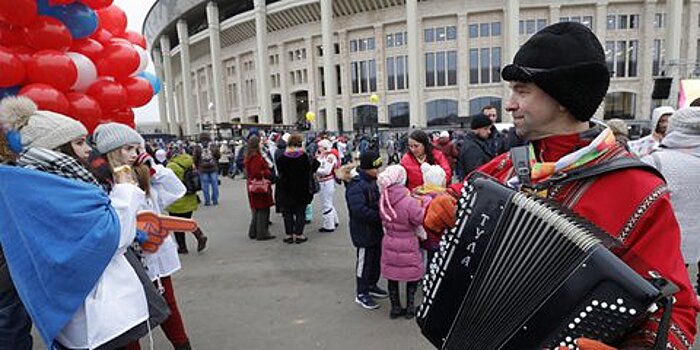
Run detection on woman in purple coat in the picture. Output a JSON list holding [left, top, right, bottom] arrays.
[[378, 165, 426, 319]]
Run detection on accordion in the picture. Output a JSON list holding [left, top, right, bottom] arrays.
[[417, 176, 665, 350]]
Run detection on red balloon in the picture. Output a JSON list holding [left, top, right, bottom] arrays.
[[96, 5, 127, 36], [50, 0, 76, 4], [26, 50, 78, 92], [118, 30, 147, 49], [86, 77, 127, 112], [90, 28, 113, 46], [106, 108, 134, 127], [95, 42, 139, 79], [0, 0, 37, 26], [71, 38, 104, 62], [121, 76, 153, 108], [11, 46, 35, 67], [0, 46, 26, 87], [19, 83, 70, 115], [25, 16, 73, 52], [80, 0, 113, 10], [66, 92, 102, 132], [0, 24, 25, 47]]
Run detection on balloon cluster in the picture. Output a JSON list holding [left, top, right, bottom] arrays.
[[0, 0, 161, 132]]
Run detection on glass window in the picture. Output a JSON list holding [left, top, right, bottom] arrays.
[[386, 34, 394, 48], [426, 99, 458, 126], [397, 56, 406, 90], [616, 41, 627, 77], [447, 51, 457, 86], [652, 39, 662, 76], [480, 23, 490, 37], [446, 26, 457, 40], [424, 28, 434, 42], [470, 97, 501, 116], [319, 68, 325, 96], [526, 20, 536, 34], [469, 48, 479, 84], [436, 51, 446, 86], [395, 32, 404, 46], [570, 16, 581, 23], [605, 41, 615, 75], [367, 38, 375, 50], [359, 39, 367, 51], [317, 45, 324, 56], [654, 13, 664, 28], [629, 14, 639, 29], [560, 17, 569, 23], [491, 22, 501, 36], [336, 64, 342, 95], [604, 92, 636, 119], [426, 53, 435, 87], [387, 57, 395, 91], [492, 47, 501, 83], [334, 43, 340, 54], [607, 15, 616, 30], [480, 48, 490, 83], [583, 16, 593, 29], [519, 20, 524, 35], [360, 61, 368, 92], [618, 15, 628, 30], [353, 105, 378, 130], [369, 60, 376, 92], [351, 62, 358, 93], [628, 40, 638, 77], [350, 40, 358, 52], [436, 27, 446, 42], [537, 19, 547, 31], [469, 24, 479, 38], [389, 102, 409, 127]]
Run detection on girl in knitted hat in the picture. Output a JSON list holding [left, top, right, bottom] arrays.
[[378, 165, 426, 319], [0, 97, 150, 349], [412, 163, 448, 264]]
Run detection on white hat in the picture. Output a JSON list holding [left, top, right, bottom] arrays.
[[155, 149, 167, 163], [318, 139, 332, 150], [440, 131, 449, 138], [669, 107, 700, 135], [421, 163, 446, 187]]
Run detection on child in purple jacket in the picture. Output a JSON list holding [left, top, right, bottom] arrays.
[[378, 165, 426, 319]]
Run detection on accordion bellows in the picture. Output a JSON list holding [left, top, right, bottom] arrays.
[[417, 177, 662, 350]]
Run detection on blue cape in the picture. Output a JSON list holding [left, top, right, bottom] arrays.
[[0, 166, 120, 347]]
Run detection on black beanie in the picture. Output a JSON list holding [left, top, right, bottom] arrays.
[[471, 113, 493, 130], [501, 22, 610, 122], [360, 150, 383, 170]]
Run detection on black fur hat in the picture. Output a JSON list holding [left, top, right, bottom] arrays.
[[501, 22, 610, 122]]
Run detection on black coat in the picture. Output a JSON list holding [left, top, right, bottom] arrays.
[[276, 151, 313, 207], [458, 133, 495, 180], [344, 170, 383, 248]]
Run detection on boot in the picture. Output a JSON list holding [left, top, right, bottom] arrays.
[[174, 232, 188, 254], [192, 229, 208, 253], [405, 281, 418, 319], [388, 282, 405, 319], [174, 340, 192, 350]]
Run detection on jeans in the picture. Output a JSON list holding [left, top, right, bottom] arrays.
[[0, 287, 32, 350], [199, 171, 219, 205]]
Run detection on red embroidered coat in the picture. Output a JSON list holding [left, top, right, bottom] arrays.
[[475, 131, 699, 349]]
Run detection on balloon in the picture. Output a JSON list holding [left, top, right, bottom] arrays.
[[133, 45, 149, 75], [86, 77, 127, 112], [65, 92, 101, 131], [306, 111, 315, 122], [47, 2, 98, 39], [90, 27, 113, 46], [70, 38, 103, 61], [79, 0, 113, 10], [0, 86, 20, 99], [26, 50, 77, 92], [96, 5, 127, 36], [0, 24, 25, 47], [50, 0, 76, 5], [0, 46, 26, 87], [137, 71, 161, 95], [66, 52, 96, 92], [19, 83, 70, 114], [119, 30, 146, 49], [95, 41, 139, 79], [0, 0, 38, 26], [9, 46, 34, 68], [25, 16, 73, 52], [106, 108, 134, 127], [121, 76, 153, 108], [369, 94, 380, 104]]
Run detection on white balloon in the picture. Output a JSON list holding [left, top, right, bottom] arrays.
[[133, 45, 149, 76], [66, 52, 97, 93]]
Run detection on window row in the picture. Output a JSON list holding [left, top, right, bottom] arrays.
[[350, 37, 375, 52], [270, 73, 281, 88], [288, 48, 307, 62], [290, 69, 308, 85], [469, 47, 501, 84], [386, 31, 408, 48], [243, 60, 254, 72], [559, 16, 593, 29], [426, 51, 457, 87], [387, 55, 409, 91], [225, 81, 238, 111], [268, 54, 279, 66], [350, 60, 377, 94], [316, 43, 340, 57], [425, 26, 457, 42], [519, 19, 548, 35], [606, 14, 640, 30], [243, 79, 257, 106], [605, 40, 638, 78], [469, 22, 501, 38], [318, 65, 342, 96]]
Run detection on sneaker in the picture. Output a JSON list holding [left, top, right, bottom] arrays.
[[368, 285, 389, 299], [177, 247, 189, 255], [318, 227, 335, 233], [197, 235, 208, 253], [355, 294, 379, 310]]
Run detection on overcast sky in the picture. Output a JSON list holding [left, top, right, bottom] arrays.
[[114, 0, 159, 124]]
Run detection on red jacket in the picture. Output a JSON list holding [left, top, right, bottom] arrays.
[[244, 152, 274, 209], [400, 149, 452, 191], [476, 131, 698, 349], [433, 137, 458, 170]]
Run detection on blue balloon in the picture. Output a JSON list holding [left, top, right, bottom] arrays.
[[45, 2, 99, 39], [138, 71, 162, 96], [36, 0, 54, 15], [0, 86, 20, 100]]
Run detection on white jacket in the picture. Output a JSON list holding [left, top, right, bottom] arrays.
[[57, 184, 149, 349]]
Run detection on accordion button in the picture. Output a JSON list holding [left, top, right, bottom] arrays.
[[574, 317, 581, 324], [591, 300, 599, 306], [565, 337, 572, 342], [560, 342, 567, 347], [629, 309, 637, 315], [610, 304, 617, 311], [619, 307, 627, 313], [586, 306, 593, 312], [580, 312, 587, 318], [568, 323, 575, 329], [617, 298, 624, 304], [601, 302, 608, 309]]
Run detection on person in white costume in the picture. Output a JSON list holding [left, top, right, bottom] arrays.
[[315, 139, 339, 232]]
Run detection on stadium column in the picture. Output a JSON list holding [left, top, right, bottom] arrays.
[[176, 19, 198, 135], [206, 2, 228, 124], [665, 0, 683, 108], [159, 36, 180, 136], [152, 50, 169, 133], [593, 1, 608, 120], [321, 0, 338, 132], [254, 0, 272, 125], [502, 0, 519, 123], [406, 0, 425, 128], [457, 13, 469, 118], [375, 24, 387, 126], [280, 42, 293, 126], [339, 30, 353, 133], [639, 0, 655, 121]]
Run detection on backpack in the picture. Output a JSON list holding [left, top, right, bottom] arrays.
[[173, 162, 201, 194], [200, 147, 216, 168]]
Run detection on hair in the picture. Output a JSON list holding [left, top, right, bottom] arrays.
[[481, 105, 496, 112], [245, 135, 261, 160], [132, 164, 151, 196], [56, 142, 90, 167], [287, 133, 303, 148], [0, 132, 17, 163], [690, 98, 700, 107], [408, 130, 435, 165]]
